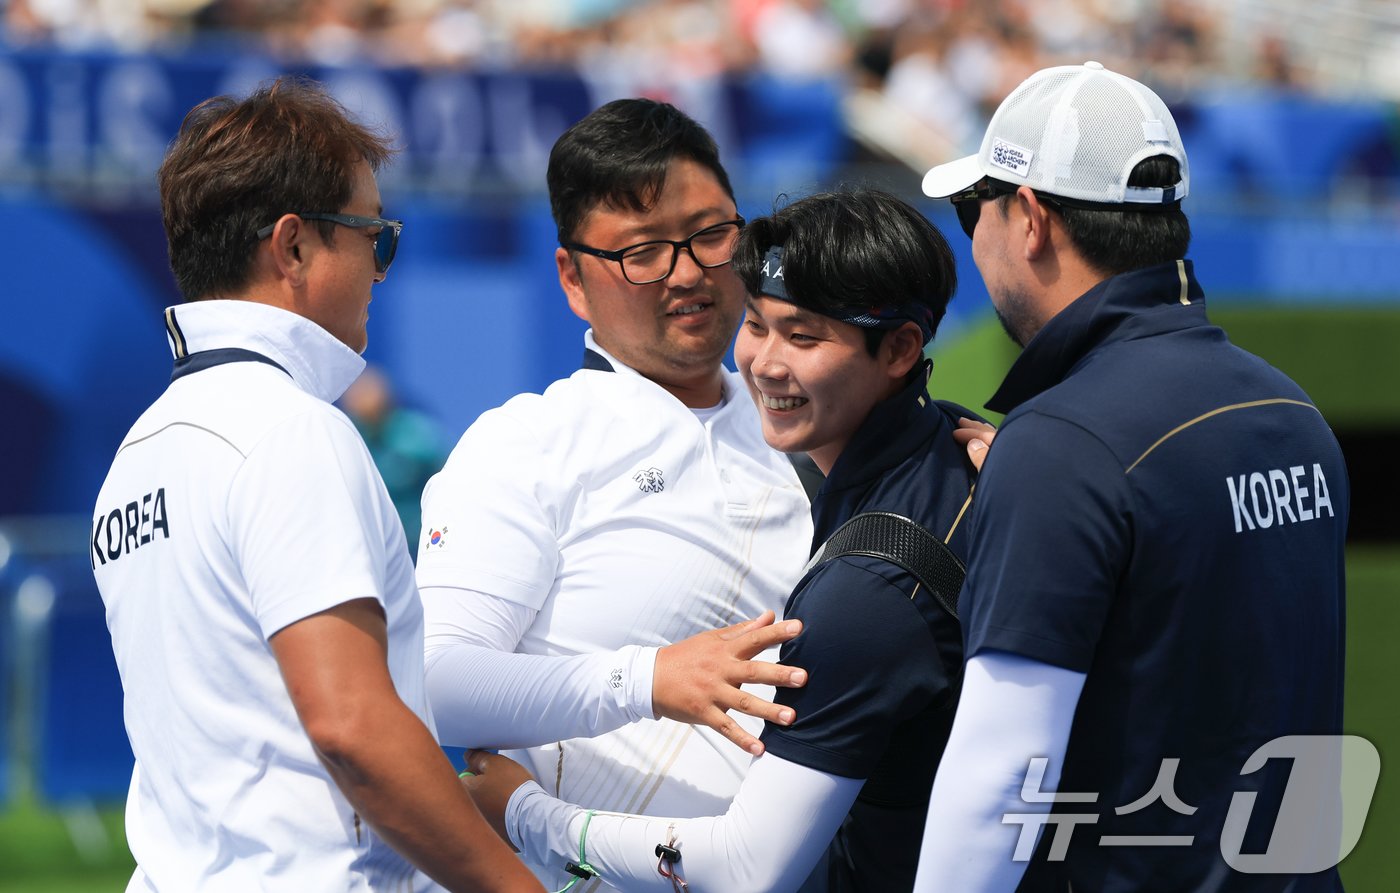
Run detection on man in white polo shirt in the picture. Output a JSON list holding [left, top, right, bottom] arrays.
[[91, 78, 541, 893], [416, 99, 813, 888]]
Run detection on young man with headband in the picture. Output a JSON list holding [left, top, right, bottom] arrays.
[[463, 188, 980, 892]]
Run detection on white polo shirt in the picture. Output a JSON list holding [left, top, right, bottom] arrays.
[[92, 300, 437, 893], [417, 333, 812, 883]]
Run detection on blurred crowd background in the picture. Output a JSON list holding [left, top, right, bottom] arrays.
[[6, 0, 1400, 171], [4, 0, 1395, 95], [2, 2, 1398, 890]]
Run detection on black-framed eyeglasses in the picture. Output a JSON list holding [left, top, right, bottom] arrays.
[[256, 213, 404, 274], [561, 217, 745, 285]]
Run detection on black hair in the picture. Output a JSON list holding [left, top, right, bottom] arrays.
[[547, 98, 735, 244], [733, 188, 957, 356], [1000, 155, 1191, 277]]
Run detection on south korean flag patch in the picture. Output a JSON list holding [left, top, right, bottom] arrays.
[[424, 526, 449, 551]]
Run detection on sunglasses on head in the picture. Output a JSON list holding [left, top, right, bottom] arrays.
[[255, 213, 404, 274]]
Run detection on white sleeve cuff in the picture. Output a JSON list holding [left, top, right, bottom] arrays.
[[626, 645, 659, 722]]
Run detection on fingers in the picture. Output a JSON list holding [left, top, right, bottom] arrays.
[[731, 618, 804, 660], [725, 689, 796, 727], [956, 416, 996, 433], [738, 655, 807, 688], [465, 748, 497, 775], [713, 712, 766, 757], [715, 609, 776, 641], [653, 616, 806, 752], [954, 417, 996, 471]]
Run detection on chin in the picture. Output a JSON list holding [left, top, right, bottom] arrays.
[[760, 426, 806, 455]]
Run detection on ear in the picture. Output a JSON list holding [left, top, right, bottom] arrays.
[[883, 321, 926, 381], [556, 246, 590, 323], [1016, 187, 1055, 262], [265, 213, 314, 287]]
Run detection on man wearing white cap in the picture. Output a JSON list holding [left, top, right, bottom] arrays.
[[914, 63, 1348, 891]]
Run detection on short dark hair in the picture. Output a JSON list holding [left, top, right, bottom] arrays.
[[733, 188, 957, 356], [158, 77, 395, 301], [547, 98, 735, 244], [1016, 155, 1191, 277]]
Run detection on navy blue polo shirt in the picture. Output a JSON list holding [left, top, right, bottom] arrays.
[[760, 368, 980, 892], [962, 261, 1348, 892]]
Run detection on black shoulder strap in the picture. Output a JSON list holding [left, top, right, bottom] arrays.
[[805, 511, 965, 621]]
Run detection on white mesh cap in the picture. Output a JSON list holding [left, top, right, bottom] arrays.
[[922, 61, 1188, 206]]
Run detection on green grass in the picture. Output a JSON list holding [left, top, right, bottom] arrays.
[[1339, 545, 1400, 889], [0, 797, 132, 892]]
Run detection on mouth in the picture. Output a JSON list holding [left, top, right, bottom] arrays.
[[759, 393, 808, 411], [667, 302, 711, 317]]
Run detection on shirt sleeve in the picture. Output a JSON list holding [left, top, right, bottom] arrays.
[[961, 411, 1133, 672], [914, 651, 1086, 892], [414, 410, 561, 609], [760, 559, 956, 778], [226, 409, 392, 638], [422, 586, 657, 749], [507, 752, 864, 892]]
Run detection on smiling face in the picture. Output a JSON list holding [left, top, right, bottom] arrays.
[[556, 158, 744, 407], [304, 159, 387, 354], [735, 295, 916, 474]]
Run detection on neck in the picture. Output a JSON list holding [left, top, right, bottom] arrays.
[[656, 368, 726, 409], [1025, 249, 1110, 343]]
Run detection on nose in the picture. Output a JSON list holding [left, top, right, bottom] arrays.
[[749, 335, 788, 382], [665, 244, 704, 289]]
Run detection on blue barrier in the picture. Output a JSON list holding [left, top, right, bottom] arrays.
[[32, 555, 133, 805], [1181, 92, 1397, 202]]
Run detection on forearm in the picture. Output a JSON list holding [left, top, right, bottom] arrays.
[[914, 651, 1085, 892], [422, 584, 657, 748], [507, 755, 860, 892], [316, 700, 541, 892], [425, 640, 657, 748]]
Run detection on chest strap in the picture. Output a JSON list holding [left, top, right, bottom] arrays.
[[804, 511, 964, 621]]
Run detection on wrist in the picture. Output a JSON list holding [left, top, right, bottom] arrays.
[[504, 779, 547, 852], [628, 645, 659, 721]]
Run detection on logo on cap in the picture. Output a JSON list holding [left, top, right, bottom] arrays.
[[989, 138, 1034, 178]]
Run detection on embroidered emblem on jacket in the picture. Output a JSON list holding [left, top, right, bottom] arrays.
[[633, 468, 665, 494]]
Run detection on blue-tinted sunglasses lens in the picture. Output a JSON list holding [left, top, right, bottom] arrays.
[[374, 225, 398, 273]]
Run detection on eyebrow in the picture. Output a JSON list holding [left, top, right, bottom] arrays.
[[610, 207, 737, 244], [745, 298, 823, 327]]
